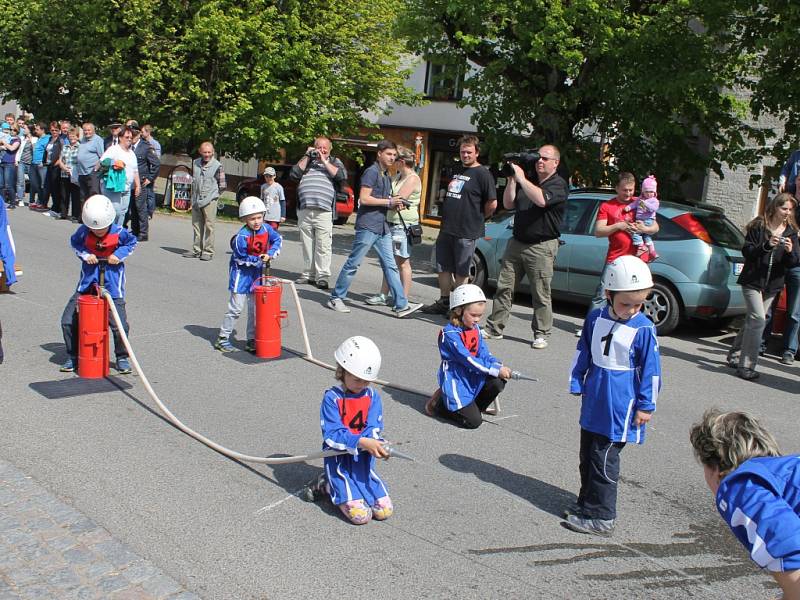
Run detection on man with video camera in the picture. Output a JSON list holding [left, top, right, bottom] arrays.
[[483, 144, 568, 349], [290, 136, 347, 290]]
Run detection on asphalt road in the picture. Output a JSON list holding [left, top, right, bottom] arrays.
[[2, 207, 797, 599]]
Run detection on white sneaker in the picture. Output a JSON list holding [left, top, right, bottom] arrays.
[[327, 298, 350, 313], [365, 293, 389, 306], [481, 328, 503, 340], [394, 302, 423, 318], [531, 337, 548, 349]]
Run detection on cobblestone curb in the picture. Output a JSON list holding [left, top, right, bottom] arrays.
[[0, 460, 201, 600]]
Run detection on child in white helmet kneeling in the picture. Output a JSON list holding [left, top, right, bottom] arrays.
[[59, 195, 138, 374], [425, 284, 512, 429], [214, 196, 282, 353], [566, 255, 662, 537], [310, 336, 394, 525]]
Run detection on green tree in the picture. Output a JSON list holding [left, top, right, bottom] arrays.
[[0, 0, 417, 159], [399, 0, 767, 193]]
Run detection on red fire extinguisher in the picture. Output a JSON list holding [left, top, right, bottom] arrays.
[[78, 260, 109, 379], [252, 260, 288, 359]]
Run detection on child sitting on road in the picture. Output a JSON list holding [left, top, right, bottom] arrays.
[[567, 255, 662, 537], [59, 195, 137, 374], [689, 409, 800, 599], [308, 336, 394, 525], [214, 196, 282, 353], [623, 175, 660, 260], [425, 283, 512, 429]]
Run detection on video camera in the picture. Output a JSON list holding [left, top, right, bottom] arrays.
[[501, 150, 540, 178]]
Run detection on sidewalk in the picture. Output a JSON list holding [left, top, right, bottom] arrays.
[[0, 460, 199, 600]]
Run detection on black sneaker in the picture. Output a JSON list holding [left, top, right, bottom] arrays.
[[301, 473, 327, 502], [245, 340, 256, 353], [421, 298, 449, 315]]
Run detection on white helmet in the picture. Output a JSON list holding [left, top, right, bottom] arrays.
[[449, 284, 486, 310], [602, 255, 654, 291], [82, 194, 116, 229], [239, 196, 266, 218], [334, 336, 381, 381]]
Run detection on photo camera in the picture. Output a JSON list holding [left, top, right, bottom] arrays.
[[501, 150, 540, 177]]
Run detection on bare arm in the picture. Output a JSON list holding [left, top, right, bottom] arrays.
[[503, 178, 516, 210], [510, 164, 546, 207], [594, 218, 629, 238], [484, 199, 497, 218], [360, 186, 404, 209]]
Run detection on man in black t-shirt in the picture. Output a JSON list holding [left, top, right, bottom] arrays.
[[422, 135, 497, 315], [483, 144, 568, 349]]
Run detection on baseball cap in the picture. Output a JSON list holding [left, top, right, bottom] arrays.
[[263, 166, 276, 177]]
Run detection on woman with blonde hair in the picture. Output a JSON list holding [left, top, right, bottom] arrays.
[[690, 409, 799, 599], [727, 192, 799, 380]]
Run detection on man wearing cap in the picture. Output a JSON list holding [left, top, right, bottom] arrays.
[[127, 120, 160, 241], [104, 122, 122, 149], [76, 122, 104, 201], [259, 166, 285, 230], [289, 136, 347, 290]]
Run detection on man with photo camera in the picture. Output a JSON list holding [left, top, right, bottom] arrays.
[[483, 144, 569, 350], [290, 136, 347, 290]]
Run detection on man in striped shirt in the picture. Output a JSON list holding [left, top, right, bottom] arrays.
[[290, 136, 347, 290]]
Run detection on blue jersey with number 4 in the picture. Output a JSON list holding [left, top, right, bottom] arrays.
[[320, 386, 388, 506], [717, 455, 800, 572], [569, 307, 661, 443]]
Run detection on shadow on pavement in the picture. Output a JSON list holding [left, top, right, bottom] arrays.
[[439, 453, 576, 518]]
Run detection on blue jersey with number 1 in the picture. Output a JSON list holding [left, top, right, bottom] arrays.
[[569, 307, 661, 444]]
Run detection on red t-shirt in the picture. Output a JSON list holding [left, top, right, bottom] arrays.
[[597, 199, 635, 263]]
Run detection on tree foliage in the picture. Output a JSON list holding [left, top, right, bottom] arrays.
[[399, 0, 769, 193], [0, 0, 417, 158]]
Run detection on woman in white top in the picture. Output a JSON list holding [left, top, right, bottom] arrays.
[[99, 126, 140, 226]]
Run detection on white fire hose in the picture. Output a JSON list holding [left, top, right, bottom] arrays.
[[102, 280, 432, 464]]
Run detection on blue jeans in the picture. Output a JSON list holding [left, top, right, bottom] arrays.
[[16, 162, 30, 202], [332, 228, 408, 309], [0, 163, 17, 204], [102, 182, 131, 227], [784, 267, 800, 354]]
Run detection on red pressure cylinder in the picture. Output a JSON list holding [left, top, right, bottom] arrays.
[[77, 293, 109, 378], [253, 277, 287, 359]]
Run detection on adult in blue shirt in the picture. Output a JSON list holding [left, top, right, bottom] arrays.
[[76, 122, 105, 202], [327, 139, 422, 318], [29, 122, 50, 210], [690, 409, 800, 598]]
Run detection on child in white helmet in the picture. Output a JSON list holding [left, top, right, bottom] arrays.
[[59, 195, 138, 374], [309, 336, 394, 525], [425, 283, 512, 429], [566, 255, 662, 537], [214, 196, 282, 353]]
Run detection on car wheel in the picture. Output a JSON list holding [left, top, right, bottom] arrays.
[[235, 189, 247, 205], [643, 280, 681, 335], [470, 251, 487, 290], [334, 216, 348, 225]]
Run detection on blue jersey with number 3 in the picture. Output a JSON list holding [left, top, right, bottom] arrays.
[[569, 307, 662, 443], [228, 224, 282, 293]]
